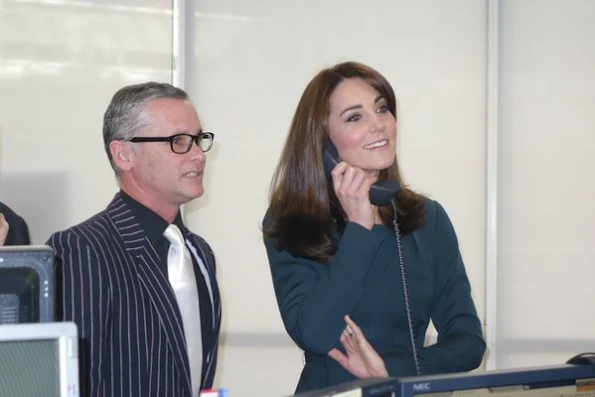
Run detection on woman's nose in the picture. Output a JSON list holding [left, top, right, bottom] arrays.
[[369, 113, 385, 133]]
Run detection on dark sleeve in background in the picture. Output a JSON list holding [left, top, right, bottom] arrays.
[[0, 201, 31, 245]]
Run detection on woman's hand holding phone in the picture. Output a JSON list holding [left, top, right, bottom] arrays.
[[330, 162, 377, 230]]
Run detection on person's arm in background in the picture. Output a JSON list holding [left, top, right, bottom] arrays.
[[0, 202, 31, 245], [264, 217, 384, 355], [0, 213, 8, 245], [48, 230, 110, 397], [13, 212, 31, 244], [382, 201, 486, 376]]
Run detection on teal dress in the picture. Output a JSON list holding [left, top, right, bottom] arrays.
[[263, 199, 485, 393]]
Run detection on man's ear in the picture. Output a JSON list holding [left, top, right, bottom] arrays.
[[109, 140, 135, 171]]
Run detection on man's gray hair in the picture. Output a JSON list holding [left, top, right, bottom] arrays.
[[103, 82, 189, 173]]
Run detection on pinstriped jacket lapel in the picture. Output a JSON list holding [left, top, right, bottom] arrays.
[[106, 194, 192, 393]]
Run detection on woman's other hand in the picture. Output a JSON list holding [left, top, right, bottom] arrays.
[[328, 315, 388, 379]]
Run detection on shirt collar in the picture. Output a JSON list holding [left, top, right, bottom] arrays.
[[119, 190, 185, 243]]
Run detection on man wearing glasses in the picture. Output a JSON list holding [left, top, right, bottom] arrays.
[[47, 82, 221, 397]]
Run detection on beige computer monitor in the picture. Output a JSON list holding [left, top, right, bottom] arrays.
[[0, 321, 79, 397]]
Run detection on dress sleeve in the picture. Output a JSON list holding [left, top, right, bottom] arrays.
[[416, 201, 486, 374], [264, 220, 383, 355]]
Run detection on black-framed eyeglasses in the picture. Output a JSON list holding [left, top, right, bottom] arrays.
[[129, 132, 215, 154]]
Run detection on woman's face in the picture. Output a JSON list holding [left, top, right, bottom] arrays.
[[327, 78, 397, 178]]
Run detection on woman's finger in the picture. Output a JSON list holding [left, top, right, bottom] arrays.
[[346, 324, 354, 336], [331, 162, 348, 195], [344, 315, 373, 349], [348, 169, 366, 194], [337, 166, 357, 197], [342, 331, 359, 353], [328, 348, 349, 369], [344, 315, 362, 335]]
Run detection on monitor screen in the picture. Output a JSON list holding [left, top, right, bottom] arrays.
[[0, 322, 79, 397], [0, 267, 40, 323], [0, 246, 55, 324], [0, 338, 58, 395]]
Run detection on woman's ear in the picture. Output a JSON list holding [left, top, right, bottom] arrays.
[[109, 140, 135, 171]]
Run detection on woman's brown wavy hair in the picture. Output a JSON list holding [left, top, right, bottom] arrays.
[[264, 62, 426, 263]]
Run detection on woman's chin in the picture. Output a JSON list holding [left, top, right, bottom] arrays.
[[362, 160, 395, 175]]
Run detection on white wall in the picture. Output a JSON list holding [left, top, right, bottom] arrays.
[[185, 1, 487, 395], [495, 0, 595, 368], [0, 0, 173, 243]]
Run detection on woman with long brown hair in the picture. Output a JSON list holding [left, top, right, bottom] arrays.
[[263, 61, 485, 393]]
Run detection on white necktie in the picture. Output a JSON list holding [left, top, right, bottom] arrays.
[[164, 224, 202, 395]]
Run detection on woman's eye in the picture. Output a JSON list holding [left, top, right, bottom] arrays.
[[346, 114, 361, 122], [377, 105, 388, 113]]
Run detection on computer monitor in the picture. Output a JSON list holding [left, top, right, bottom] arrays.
[[0, 245, 55, 324], [0, 321, 79, 397], [294, 364, 595, 397]]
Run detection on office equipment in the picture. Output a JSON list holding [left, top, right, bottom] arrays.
[[0, 245, 55, 324], [294, 364, 595, 397], [293, 377, 399, 397], [568, 353, 595, 366], [0, 321, 79, 397], [394, 364, 595, 397]]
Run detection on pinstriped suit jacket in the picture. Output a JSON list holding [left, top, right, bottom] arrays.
[[47, 193, 221, 397]]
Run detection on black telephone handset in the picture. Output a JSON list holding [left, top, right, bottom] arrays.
[[323, 141, 400, 206]]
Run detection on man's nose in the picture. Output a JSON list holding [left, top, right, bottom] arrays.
[[189, 139, 207, 160]]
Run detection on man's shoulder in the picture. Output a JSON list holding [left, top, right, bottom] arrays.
[[47, 208, 115, 248], [49, 193, 129, 241]]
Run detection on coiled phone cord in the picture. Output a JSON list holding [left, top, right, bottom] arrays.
[[391, 198, 422, 376]]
